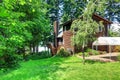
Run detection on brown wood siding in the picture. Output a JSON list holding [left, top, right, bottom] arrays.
[[93, 45, 108, 52], [63, 30, 74, 52], [96, 32, 104, 37], [92, 15, 109, 37]]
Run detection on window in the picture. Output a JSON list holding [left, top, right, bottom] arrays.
[[63, 26, 66, 31], [98, 26, 103, 32], [58, 38, 63, 45], [63, 26, 70, 31]]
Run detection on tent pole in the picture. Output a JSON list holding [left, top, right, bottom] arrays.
[[96, 45, 98, 51], [92, 45, 93, 53]]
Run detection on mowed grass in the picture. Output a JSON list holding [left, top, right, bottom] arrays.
[[0, 56, 120, 80]]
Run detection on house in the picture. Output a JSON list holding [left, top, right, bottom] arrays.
[[49, 14, 112, 55]]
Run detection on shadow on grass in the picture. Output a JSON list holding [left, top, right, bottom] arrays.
[[0, 53, 52, 76], [102, 56, 119, 61], [85, 59, 105, 64], [25, 53, 52, 61], [0, 62, 21, 76], [24, 57, 69, 80], [0, 56, 71, 80]]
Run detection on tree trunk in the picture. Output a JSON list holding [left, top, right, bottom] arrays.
[[44, 45, 47, 51], [36, 45, 39, 53], [82, 42, 85, 65], [33, 43, 36, 53], [22, 47, 27, 61], [30, 44, 32, 53]]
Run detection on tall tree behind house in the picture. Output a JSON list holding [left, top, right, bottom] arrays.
[[105, 0, 120, 22], [61, 0, 87, 22], [46, 0, 63, 47]]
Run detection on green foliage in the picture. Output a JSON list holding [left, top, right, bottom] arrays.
[[117, 54, 120, 61], [79, 48, 107, 57], [57, 47, 71, 57], [61, 0, 87, 22], [0, 54, 22, 69], [86, 48, 99, 55], [79, 52, 89, 57], [28, 51, 52, 60], [71, 18, 99, 47], [0, 0, 51, 68], [105, 0, 120, 21], [38, 51, 52, 58], [60, 0, 108, 22], [70, 1, 105, 63], [71, 0, 106, 48], [108, 30, 120, 37], [78, 48, 99, 57]]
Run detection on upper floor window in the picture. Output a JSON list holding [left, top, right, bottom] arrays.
[[98, 26, 103, 32], [63, 26, 70, 31]]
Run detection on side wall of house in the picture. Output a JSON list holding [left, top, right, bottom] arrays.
[[92, 15, 110, 52], [54, 14, 113, 54], [63, 30, 74, 52]]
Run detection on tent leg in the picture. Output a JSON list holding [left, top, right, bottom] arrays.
[[96, 45, 98, 51], [92, 45, 94, 54]]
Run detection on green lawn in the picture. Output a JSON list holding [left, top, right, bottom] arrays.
[[0, 56, 120, 80]]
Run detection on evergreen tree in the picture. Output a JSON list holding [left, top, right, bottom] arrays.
[[62, 0, 87, 22], [105, 0, 120, 22]]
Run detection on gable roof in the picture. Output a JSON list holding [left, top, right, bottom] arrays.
[[61, 14, 112, 26], [93, 14, 112, 24]]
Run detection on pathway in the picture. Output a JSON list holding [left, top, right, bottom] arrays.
[[78, 52, 120, 62]]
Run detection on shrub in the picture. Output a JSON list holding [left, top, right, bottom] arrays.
[[79, 52, 89, 57], [57, 47, 71, 57], [113, 46, 120, 52], [0, 54, 22, 69], [27, 50, 52, 60], [117, 54, 120, 61], [38, 51, 52, 58], [78, 48, 107, 57], [99, 51, 106, 54], [86, 48, 99, 55]]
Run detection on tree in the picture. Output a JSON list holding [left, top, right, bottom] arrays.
[[6, 0, 51, 53], [71, 0, 106, 64], [0, 1, 30, 54], [0, 0, 51, 67], [61, 0, 87, 22], [105, 0, 120, 22], [0, 1, 33, 67], [108, 24, 120, 37]]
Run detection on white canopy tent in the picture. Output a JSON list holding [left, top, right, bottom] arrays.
[[92, 37, 120, 58]]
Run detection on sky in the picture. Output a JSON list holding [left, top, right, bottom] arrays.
[[111, 22, 120, 32]]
